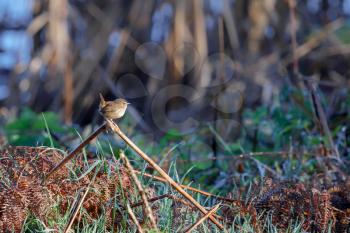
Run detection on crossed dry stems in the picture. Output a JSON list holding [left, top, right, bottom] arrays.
[[44, 119, 224, 231], [105, 119, 224, 230], [119, 151, 158, 230]]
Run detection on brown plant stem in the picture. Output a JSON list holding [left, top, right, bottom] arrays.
[[287, 19, 343, 66], [130, 194, 170, 208], [184, 203, 221, 233], [127, 203, 144, 233], [63, 176, 95, 233], [133, 170, 239, 203], [177, 151, 290, 163], [128, 194, 225, 222], [288, 0, 299, 75], [105, 119, 224, 230], [43, 123, 107, 183], [120, 152, 159, 231], [63, 55, 73, 124], [306, 80, 340, 158]]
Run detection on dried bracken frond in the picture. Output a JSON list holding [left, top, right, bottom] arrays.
[[0, 188, 27, 232], [256, 181, 311, 229], [219, 177, 350, 233], [253, 180, 350, 232], [0, 146, 133, 232], [311, 188, 334, 232]]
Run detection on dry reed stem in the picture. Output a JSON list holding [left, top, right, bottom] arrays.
[[176, 151, 292, 163], [287, 0, 299, 75], [129, 194, 225, 222], [173, 0, 186, 78], [120, 152, 159, 231], [237, 19, 343, 79], [73, 3, 121, 101], [134, 170, 238, 203], [184, 203, 222, 233], [127, 203, 144, 233], [63, 177, 95, 233], [106, 119, 224, 230], [63, 55, 73, 124], [307, 80, 340, 158], [26, 12, 49, 36], [106, 29, 129, 75], [44, 123, 107, 183], [193, 0, 210, 98], [130, 194, 197, 212], [222, 0, 239, 51], [134, 194, 194, 212], [285, 19, 344, 65], [130, 194, 170, 208]]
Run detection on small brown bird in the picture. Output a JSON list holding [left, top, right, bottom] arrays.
[[99, 93, 129, 120]]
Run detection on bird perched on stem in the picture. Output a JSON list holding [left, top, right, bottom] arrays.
[[99, 93, 129, 120]]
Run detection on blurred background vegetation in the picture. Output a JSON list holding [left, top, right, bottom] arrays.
[[1, 0, 350, 189]]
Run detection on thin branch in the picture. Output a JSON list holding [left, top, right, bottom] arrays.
[[234, 19, 344, 79], [177, 151, 291, 163], [43, 123, 107, 183], [306, 80, 340, 158], [26, 12, 49, 36], [130, 194, 170, 208], [287, 0, 299, 75], [291, 19, 343, 64], [130, 194, 195, 212], [129, 194, 225, 222], [105, 119, 224, 230], [184, 203, 222, 233], [133, 170, 239, 203], [222, 0, 239, 51], [63, 173, 96, 233], [120, 152, 159, 231], [127, 203, 144, 233]]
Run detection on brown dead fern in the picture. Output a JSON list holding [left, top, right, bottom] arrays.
[[0, 146, 133, 232]]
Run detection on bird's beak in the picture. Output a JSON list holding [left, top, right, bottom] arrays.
[[127, 102, 131, 105]]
